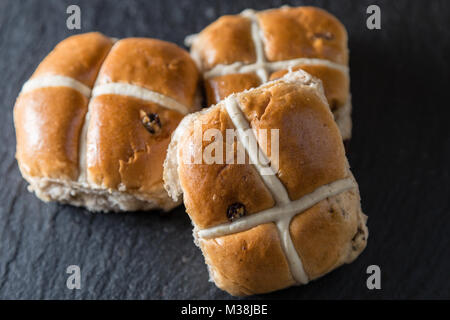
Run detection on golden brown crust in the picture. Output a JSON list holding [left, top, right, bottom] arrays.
[[177, 106, 275, 229], [15, 33, 200, 211], [200, 223, 294, 296], [192, 15, 256, 70], [31, 32, 114, 87], [237, 80, 347, 200], [96, 38, 199, 108], [170, 73, 367, 295], [14, 87, 88, 180], [290, 188, 366, 280], [87, 94, 184, 194], [269, 64, 349, 110], [191, 6, 348, 68], [257, 7, 348, 64], [205, 73, 261, 106], [190, 6, 351, 139]]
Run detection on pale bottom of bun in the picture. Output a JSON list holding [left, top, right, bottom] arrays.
[[334, 100, 352, 141], [23, 174, 180, 212]]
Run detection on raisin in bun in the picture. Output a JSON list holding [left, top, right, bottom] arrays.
[[186, 5, 352, 140], [14, 32, 200, 212], [163, 70, 367, 296]]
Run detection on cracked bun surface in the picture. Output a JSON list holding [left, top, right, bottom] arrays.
[[164, 70, 367, 296], [14, 32, 200, 212], [187, 5, 352, 140]]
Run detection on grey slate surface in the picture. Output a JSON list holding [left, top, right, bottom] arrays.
[[0, 0, 449, 299]]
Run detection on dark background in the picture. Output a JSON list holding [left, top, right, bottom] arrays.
[[0, 0, 449, 299]]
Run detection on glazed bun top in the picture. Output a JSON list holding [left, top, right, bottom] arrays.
[[95, 38, 199, 108], [30, 32, 114, 87], [190, 6, 348, 72], [165, 70, 348, 229]]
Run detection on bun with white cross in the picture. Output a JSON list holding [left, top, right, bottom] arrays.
[[164, 70, 368, 296], [186, 6, 352, 140], [14, 32, 200, 212]]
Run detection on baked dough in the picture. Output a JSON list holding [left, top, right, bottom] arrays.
[[186, 6, 352, 140], [14, 32, 200, 212], [164, 70, 368, 296]]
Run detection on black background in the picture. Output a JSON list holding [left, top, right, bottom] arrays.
[[0, 0, 449, 299]]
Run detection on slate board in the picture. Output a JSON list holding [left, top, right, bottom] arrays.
[[0, 0, 449, 299]]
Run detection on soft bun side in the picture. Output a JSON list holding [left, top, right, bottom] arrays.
[[163, 112, 199, 202]]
